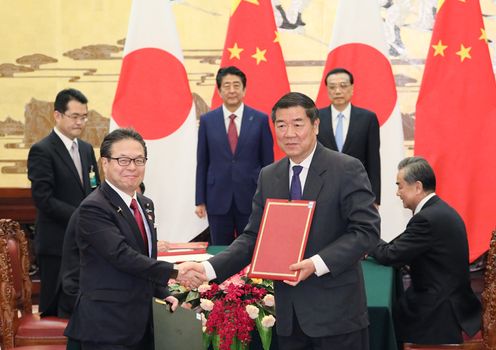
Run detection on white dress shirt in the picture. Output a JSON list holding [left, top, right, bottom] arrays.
[[53, 127, 79, 153], [414, 192, 436, 215], [222, 104, 244, 136]]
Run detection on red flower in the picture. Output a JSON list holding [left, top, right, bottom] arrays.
[[200, 276, 274, 350]]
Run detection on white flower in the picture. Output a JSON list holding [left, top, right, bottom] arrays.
[[200, 298, 214, 311], [202, 326, 207, 333], [200, 312, 207, 326], [263, 294, 275, 307], [261, 315, 276, 328], [245, 304, 260, 319], [198, 284, 211, 293]]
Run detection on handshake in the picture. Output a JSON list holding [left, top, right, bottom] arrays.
[[174, 262, 209, 289]]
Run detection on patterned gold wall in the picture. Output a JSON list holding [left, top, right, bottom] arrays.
[[1, 0, 496, 187]]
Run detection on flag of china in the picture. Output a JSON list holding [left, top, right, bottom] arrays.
[[415, 0, 496, 262], [212, 0, 290, 160]]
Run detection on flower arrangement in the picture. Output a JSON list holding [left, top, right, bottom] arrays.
[[169, 271, 276, 350]]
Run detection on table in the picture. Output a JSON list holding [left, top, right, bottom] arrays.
[[155, 247, 398, 350], [363, 258, 398, 350]]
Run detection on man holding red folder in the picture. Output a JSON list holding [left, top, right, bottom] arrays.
[[183, 92, 380, 350]]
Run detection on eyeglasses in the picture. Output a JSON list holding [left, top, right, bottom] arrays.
[[107, 157, 147, 166], [62, 113, 88, 122], [327, 82, 352, 91]]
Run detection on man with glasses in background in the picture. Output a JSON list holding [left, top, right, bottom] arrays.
[[28, 88, 100, 313], [317, 68, 381, 206]]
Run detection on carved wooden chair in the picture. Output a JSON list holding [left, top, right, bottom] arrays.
[[481, 229, 496, 350], [0, 219, 68, 349]]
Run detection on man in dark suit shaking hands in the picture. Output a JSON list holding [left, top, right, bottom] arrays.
[[65, 129, 204, 349], [27, 88, 100, 312], [318, 68, 381, 205], [371, 157, 481, 345], [184, 92, 380, 350], [195, 66, 274, 245]]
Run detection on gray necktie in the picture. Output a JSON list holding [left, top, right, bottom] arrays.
[[335, 113, 344, 152], [70, 140, 83, 183]]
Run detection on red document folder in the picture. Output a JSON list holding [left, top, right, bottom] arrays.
[[248, 199, 316, 281]]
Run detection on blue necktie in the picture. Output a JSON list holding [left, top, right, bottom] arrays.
[[290, 165, 303, 200], [335, 113, 344, 152]]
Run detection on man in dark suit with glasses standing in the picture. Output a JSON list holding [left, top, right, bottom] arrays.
[[28, 88, 100, 313]]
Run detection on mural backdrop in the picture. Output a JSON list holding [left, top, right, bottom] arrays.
[[1, 0, 495, 187]]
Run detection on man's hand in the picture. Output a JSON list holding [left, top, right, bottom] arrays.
[[164, 295, 179, 312], [284, 259, 316, 286], [158, 240, 171, 252], [195, 204, 207, 218], [176, 261, 207, 289]]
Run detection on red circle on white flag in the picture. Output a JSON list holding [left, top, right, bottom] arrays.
[[317, 43, 397, 126], [112, 48, 192, 139]]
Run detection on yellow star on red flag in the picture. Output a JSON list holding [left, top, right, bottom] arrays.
[[251, 47, 267, 65], [228, 42, 244, 60], [456, 44, 472, 62], [479, 28, 488, 43], [432, 40, 448, 57]]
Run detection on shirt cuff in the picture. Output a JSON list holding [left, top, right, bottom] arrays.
[[202, 261, 217, 281], [311, 255, 330, 276]]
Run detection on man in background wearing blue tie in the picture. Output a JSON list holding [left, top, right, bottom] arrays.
[[195, 66, 274, 245], [317, 68, 381, 206]]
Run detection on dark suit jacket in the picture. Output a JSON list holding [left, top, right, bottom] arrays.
[[27, 130, 100, 256], [209, 143, 380, 337], [42, 208, 81, 318], [371, 195, 482, 344], [318, 104, 381, 204], [65, 182, 174, 346], [195, 105, 274, 215]]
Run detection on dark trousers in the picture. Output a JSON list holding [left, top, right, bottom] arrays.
[[79, 320, 153, 350], [38, 254, 61, 313], [278, 311, 370, 350], [207, 200, 250, 245]]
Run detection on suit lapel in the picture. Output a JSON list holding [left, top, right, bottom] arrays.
[[138, 195, 156, 257], [214, 109, 233, 155], [50, 131, 84, 191], [78, 141, 91, 194], [235, 107, 255, 155], [342, 105, 357, 153], [273, 158, 291, 200], [322, 107, 338, 151], [101, 182, 148, 254], [302, 144, 325, 201]]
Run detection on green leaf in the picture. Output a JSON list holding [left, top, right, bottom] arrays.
[[202, 332, 212, 349], [185, 290, 200, 303], [255, 314, 273, 350]]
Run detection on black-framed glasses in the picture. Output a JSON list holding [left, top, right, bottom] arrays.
[[107, 157, 147, 166], [62, 113, 88, 122]]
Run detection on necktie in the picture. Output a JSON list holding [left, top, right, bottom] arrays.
[[290, 165, 303, 200], [130, 198, 149, 251], [70, 140, 83, 183], [335, 113, 344, 152], [227, 114, 238, 154]]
